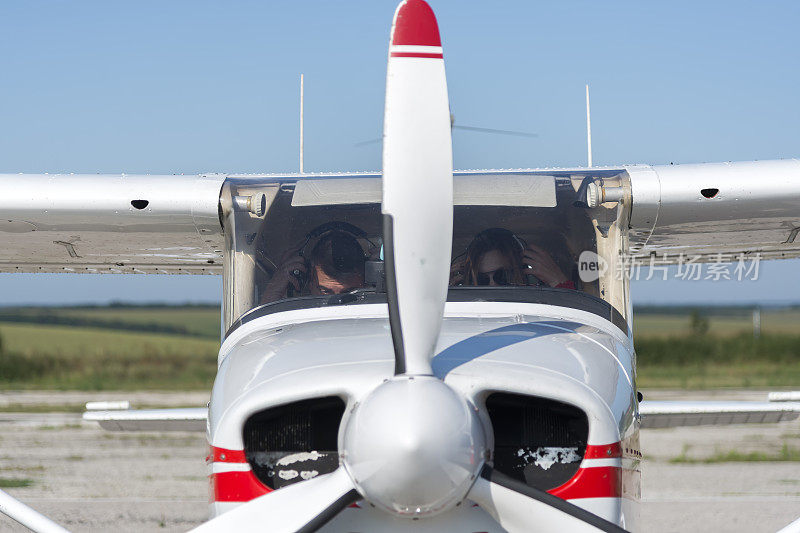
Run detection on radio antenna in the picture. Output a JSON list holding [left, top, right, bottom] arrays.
[[585, 84, 592, 168], [300, 74, 305, 174]]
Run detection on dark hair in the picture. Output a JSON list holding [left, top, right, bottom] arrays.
[[464, 227, 527, 285], [308, 230, 366, 279]]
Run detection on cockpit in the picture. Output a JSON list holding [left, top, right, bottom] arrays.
[[220, 171, 632, 336]]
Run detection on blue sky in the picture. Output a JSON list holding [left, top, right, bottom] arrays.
[[0, 1, 798, 305]]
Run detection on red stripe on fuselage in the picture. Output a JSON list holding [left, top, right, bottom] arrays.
[[210, 471, 361, 508], [583, 442, 622, 459], [208, 446, 247, 463], [546, 442, 623, 500], [211, 471, 270, 502], [391, 0, 442, 47], [548, 466, 621, 500], [208, 443, 624, 503], [390, 52, 443, 58], [210, 465, 622, 503]]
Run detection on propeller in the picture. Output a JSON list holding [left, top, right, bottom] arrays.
[[354, 115, 537, 147], [450, 113, 538, 138], [380, 8, 452, 376], [469, 466, 628, 533], [354, 136, 384, 147], [191, 468, 358, 533], [197, 2, 628, 531]]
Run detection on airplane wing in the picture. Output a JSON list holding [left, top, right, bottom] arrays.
[[82, 407, 207, 431], [3, 161, 798, 273], [83, 399, 800, 431], [0, 173, 225, 274], [257, 159, 800, 267], [639, 400, 800, 428], [0, 170, 570, 273], [626, 159, 800, 262]]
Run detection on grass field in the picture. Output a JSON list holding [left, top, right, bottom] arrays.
[[0, 305, 219, 338], [633, 309, 800, 338], [0, 323, 218, 358], [636, 361, 800, 389], [632, 308, 800, 388], [0, 304, 797, 390], [670, 443, 800, 463], [0, 322, 218, 390], [59, 307, 220, 338]]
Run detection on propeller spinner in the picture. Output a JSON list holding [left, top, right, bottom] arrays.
[[342, 376, 485, 517]]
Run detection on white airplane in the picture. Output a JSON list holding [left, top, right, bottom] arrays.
[[2, 1, 800, 532]]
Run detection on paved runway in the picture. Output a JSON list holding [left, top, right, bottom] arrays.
[[0, 390, 797, 532]]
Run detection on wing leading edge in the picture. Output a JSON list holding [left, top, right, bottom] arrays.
[[0, 173, 224, 274], [627, 159, 800, 262], [83, 399, 800, 432], [2, 159, 799, 273], [82, 407, 207, 431], [640, 400, 800, 429]]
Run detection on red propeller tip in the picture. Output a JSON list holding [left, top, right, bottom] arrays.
[[391, 0, 441, 47]]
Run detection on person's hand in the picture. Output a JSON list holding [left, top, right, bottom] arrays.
[[521, 245, 568, 287], [449, 257, 466, 286], [261, 247, 307, 303]]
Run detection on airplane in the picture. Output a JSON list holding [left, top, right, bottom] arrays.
[[2, 1, 800, 532]]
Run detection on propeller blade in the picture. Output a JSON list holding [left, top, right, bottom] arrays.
[[0, 488, 70, 533], [382, 0, 453, 376], [354, 137, 382, 147], [468, 466, 629, 533], [452, 124, 538, 138], [191, 468, 358, 533], [357, 125, 536, 147]]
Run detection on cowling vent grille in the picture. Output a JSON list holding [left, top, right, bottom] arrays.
[[486, 393, 589, 491], [243, 396, 345, 489]]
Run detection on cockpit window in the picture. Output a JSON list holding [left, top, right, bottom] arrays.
[[259, 221, 377, 303], [220, 172, 631, 336]]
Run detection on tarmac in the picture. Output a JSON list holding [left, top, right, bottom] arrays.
[[0, 389, 797, 532]]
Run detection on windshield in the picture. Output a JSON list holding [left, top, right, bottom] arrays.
[[220, 172, 631, 335]]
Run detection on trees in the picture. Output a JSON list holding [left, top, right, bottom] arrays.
[[690, 309, 709, 336]]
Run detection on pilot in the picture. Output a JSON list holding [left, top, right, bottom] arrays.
[[450, 227, 575, 289], [261, 230, 366, 303]]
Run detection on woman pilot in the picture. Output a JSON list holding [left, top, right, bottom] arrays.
[[450, 227, 575, 289]]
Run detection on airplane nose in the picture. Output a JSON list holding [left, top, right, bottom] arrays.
[[341, 376, 487, 518]]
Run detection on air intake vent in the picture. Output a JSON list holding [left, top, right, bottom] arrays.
[[243, 396, 345, 489], [486, 393, 588, 491]]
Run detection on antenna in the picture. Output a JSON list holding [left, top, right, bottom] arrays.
[[585, 84, 592, 168], [300, 74, 304, 174]]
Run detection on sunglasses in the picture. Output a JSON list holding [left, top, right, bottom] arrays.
[[475, 268, 513, 286]]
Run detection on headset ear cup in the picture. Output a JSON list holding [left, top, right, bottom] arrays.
[[289, 263, 308, 297], [302, 223, 372, 261]]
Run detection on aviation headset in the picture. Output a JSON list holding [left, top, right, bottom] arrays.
[[452, 227, 543, 287], [289, 221, 377, 295]]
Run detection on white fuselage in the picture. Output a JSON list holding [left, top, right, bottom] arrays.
[[207, 301, 640, 531]]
